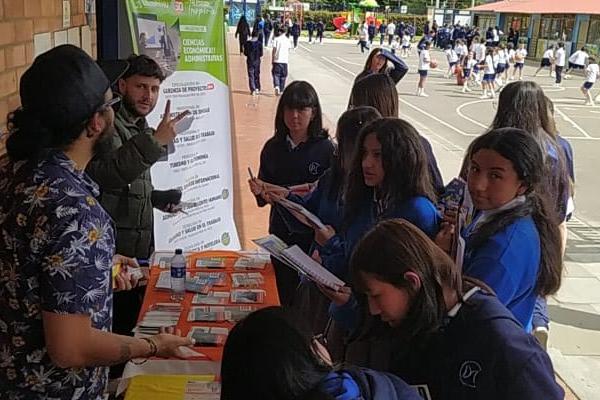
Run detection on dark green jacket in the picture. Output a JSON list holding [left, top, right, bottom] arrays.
[[87, 106, 165, 258]]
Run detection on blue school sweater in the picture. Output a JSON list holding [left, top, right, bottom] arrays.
[[462, 215, 540, 331], [391, 290, 564, 400], [321, 195, 440, 280]]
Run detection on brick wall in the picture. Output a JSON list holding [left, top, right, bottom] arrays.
[[0, 0, 96, 154]]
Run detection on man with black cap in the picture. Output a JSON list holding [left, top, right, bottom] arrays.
[[0, 45, 192, 399]]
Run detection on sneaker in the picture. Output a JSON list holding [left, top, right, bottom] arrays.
[[479, 94, 488, 99], [253, 89, 260, 96], [274, 87, 280, 96], [533, 326, 549, 351], [419, 92, 429, 97], [585, 101, 595, 106], [465, 86, 472, 92]]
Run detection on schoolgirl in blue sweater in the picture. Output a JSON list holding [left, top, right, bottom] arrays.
[[347, 219, 564, 400], [317, 117, 440, 284], [454, 128, 563, 332]]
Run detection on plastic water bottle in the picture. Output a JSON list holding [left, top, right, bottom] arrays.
[[170, 249, 186, 301]]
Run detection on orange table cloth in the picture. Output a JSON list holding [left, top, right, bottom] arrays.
[[118, 250, 280, 395]]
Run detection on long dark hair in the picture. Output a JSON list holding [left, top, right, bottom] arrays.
[[489, 81, 569, 219], [362, 48, 387, 74], [344, 118, 437, 224], [467, 128, 563, 296], [351, 219, 463, 339], [348, 74, 398, 117], [220, 306, 333, 400], [274, 81, 328, 141], [328, 107, 382, 200]]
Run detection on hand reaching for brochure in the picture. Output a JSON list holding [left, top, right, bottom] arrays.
[[315, 225, 336, 246], [248, 178, 290, 204], [434, 222, 454, 254], [317, 284, 352, 307], [154, 100, 191, 146], [149, 327, 195, 359]]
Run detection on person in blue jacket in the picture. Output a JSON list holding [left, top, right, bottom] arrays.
[[281, 107, 382, 352], [291, 19, 301, 50], [316, 118, 440, 283], [348, 74, 444, 195], [306, 18, 315, 44], [220, 306, 421, 400], [355, 48, 409, 84], [344, 219, 565, 400], [378, 20, 387, 45], [249, 81, 335, 305], [244, 29, 263, 95], [439, 128, 563, 332]]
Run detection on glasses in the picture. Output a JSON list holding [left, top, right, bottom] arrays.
[[97, 94, 122, 113]]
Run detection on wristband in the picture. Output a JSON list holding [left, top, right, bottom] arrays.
[[141, 337, 158, 358]]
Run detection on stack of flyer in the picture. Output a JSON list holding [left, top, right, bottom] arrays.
[[134, 303, 182, 337]]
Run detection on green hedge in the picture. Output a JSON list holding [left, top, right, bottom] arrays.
[[300, 10, 427, 35]]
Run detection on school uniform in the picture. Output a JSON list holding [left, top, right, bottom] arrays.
[[319, 367, 422, 400], [482, 55, 495, 82], [568, 50, 589, 70], [291, 22, 301, 48], [271, 34, 291, 91], [354, 49, 409, 84], [462, 199, 540, 331], [401, 34, 411, 50], [387, 23, 396, 45], [541, 48, 553, 67], [391, 289, 565, 400], [555, 47, 565, 84], [463, 58, 477, 78], [445, 48, 459, 68], [306, 21, 315, 43], [316, 22, 325, 43], [496, 49, 507, 75], [257, 134, 335, 304], [514, 48, 527, 69], [582, 63, 599, 90], [418, 49, 430, 77], [244, 38, 263, 93], [379, 23, 387, 45]]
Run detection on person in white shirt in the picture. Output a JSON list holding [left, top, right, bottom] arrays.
[[565, 47, 589, 77], [271, 27, 291, 96], [416, 41, 432, 97], [461, 51, 478, 93], [474, 38, 487, 83], [581, 56, 599, 106], [445, 44, 459, 78], [455, 39, 468, 63], [401, 32, 411, 57], [554, 42, 566, 86], [391, 37, 401, 55], [506, 42, 516, 81], [481, 47, 497, 99], [358, 22, 370, 54], [496, 44, 508, 85], [492, 27, 500, 45], [535, 45, 555, 77], [512, 43, 527, 80], [387, 22, 396, 45]]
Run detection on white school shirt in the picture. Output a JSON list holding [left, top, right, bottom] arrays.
[[476, 45, 486, 62], [272, 35, 291, 64], [515, 48, 527, 62], [455, 44, 467, 57], [445, 49, 458, 63], [497, 49, 507, 64], [543, 49, 554, 60], [402, 34, 410, 46], [508, 48, 516, 63], [555, 48, 566, 67], [492, 29, 499, 42], [484, 55, 495, 73], [585, 63, 599, 83], [465, 58, 478, 70], [391, 40, 401, 51], [387, 23, 396, 35], [569, 50, 589, 66], [419, 49, 431, 70]]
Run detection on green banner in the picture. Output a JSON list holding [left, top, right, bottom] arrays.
[[126, 0, 228, 84]]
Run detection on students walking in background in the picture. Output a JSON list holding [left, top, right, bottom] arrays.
[[244, 29, 263, 95], [554, 42, 566, 87], [271, 28, 291, 96]]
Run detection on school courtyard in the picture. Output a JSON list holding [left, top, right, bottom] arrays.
[[227, 34, 600, 399]]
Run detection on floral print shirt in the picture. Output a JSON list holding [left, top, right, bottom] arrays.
[[0, 151, 115, 400]]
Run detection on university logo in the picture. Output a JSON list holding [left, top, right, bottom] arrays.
[[308, 162, 321, 175], [459, 360, 482, 388]]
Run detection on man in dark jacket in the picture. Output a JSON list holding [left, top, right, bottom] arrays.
[[87, 55, 189, 354]]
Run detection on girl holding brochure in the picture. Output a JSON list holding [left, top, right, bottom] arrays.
[[340, 219, 565, 399], [436, 128, 563, 333], [248, 81, 335, 305]]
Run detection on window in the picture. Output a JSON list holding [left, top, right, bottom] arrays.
[[506, 14, 530, 37], [539, 15, 575, 41], [586, 16, 600, 56]]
